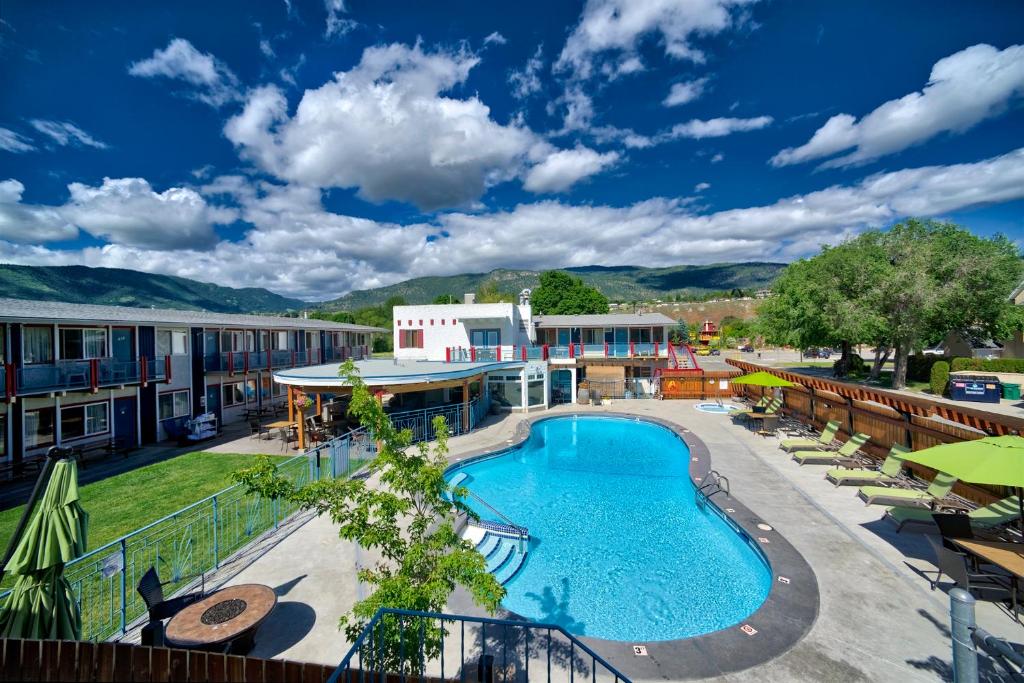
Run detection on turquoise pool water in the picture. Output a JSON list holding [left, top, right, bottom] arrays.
[[450, 415, 771, 641], [695, 402, 743, 414]]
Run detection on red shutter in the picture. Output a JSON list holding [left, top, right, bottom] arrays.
[[416, 330, 424, 348]]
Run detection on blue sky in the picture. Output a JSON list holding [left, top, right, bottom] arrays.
[[1, 0, 1022, 300]]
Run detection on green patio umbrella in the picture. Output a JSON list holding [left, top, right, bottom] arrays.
[[0, 455, 88, 639], [730, 371, 796, 388], [902, 435, 1024, 532]]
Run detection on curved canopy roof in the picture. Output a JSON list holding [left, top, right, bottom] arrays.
[[274, 358, 525, 388]]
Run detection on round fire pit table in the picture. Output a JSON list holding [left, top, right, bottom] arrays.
[[165, 583, 277, 653]]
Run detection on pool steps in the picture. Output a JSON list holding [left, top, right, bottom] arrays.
[[442, 472, 469, 503], [476, 532, 528, 585]]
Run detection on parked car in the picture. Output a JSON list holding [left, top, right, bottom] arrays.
[[739, 344, 755, 353], [710, 348, 721, 356], [803, 347, 831, 359]]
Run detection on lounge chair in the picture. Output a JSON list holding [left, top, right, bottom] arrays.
[[858, 471, 958, 508], [825, 444, 910, 486], [886, 496, 1021, 532], [779, 420, 840, 452], [791, 432, 870, 465], [735, 396, 782, 419]]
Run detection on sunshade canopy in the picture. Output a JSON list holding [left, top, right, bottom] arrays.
[[730, 371, 796, 388], [902, 436, 1024, 488]]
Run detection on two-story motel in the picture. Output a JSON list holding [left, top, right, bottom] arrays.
[[0, 298, 384, 469]]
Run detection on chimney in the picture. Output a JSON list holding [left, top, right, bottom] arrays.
[[464, 293, 476, 305]]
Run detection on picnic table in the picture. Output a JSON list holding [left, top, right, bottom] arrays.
[[953, 538, 1024, 618], [165, 583, 277, 654]]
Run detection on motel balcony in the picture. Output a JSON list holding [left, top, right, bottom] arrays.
[[203, 346, 370, 374], [9, 356, 170, 396], [443, 345, 549, 363], [547, 342, 669, 360]]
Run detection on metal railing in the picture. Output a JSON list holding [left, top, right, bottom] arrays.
[[15, 357, 168, 394], [950, 588, 1024, 681], [584, 378, 656, 400], [0, 428, 375, 643], [464, 490, 528, 540], [386, 397, 489, 445], [328, 608, 632, 683]]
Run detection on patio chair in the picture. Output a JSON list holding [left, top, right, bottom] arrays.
[[779, 420, 841, 452], [825, 444, 910, 486], [248, 421, 263, 440], [925, 535, 1012, 600], [791, 432, 870, 465], [137, 566, 205, 623], [886, 496, 1021, 533], [733, 396, 774, 418], [277, 427, 295, 452], [858, 471, 959, 508]]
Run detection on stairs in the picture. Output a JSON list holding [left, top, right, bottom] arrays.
[[668, 344, 700, 370], [476, 532, 528, 585]]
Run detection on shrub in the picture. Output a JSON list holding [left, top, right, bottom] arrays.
[[950, 357, 1024, 373], [930, 361, 950, 396], [907, 354, 942, 382]]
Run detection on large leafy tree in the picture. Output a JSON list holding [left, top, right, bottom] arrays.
[[531, 270, 609, 315], [760, 219, 1022, 388], [233, 360, 503, 670]]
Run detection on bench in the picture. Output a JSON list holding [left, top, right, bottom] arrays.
[[70, 437, 132, 469]]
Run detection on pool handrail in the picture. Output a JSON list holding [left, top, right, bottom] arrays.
[[465, 489, 530, 539]]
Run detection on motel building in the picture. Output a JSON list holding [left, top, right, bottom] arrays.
[[0, 298, 383, 472], [273, 291, 692, 449]]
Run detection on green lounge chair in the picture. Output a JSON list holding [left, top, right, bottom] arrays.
[[792, 432, 870, 465], [782, 419, 839, 450], [780, 420, 841, 452], [885, 496, 1021, 532], [736, 396, 782, 418], [825, 444, 911, 486], [858, 471, 959, 508]]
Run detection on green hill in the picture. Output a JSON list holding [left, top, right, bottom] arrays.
[[322, 263, 785, 310], [0, 265, 307, 313]]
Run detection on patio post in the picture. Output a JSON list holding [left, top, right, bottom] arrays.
[[462, 380, 470, 433], [287, 385, 294, 423]]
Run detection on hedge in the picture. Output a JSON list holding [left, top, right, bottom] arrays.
[[930, 361, 950, 396], [950, 357, 1024, 373]]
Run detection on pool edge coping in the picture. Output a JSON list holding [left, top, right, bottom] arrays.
[[444, 411, 820, 681]]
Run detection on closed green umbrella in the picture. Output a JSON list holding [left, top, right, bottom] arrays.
[[902, 435, 1024, 532], [0, 456, 88, 639], [730, 371, 796, 388]]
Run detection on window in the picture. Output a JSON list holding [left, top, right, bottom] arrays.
[[25, 408, 55, 448], [60, 328, 108, 360], [223, 382, 245, 407], [61, 402, 109, 440], [470, 329, 500, 347], [159, 390, 190, 421], [399, 329, 424, 349], [487, 371, 523, 408], [23, 326, 54, 364], [270, 331, 289, 350], [156, 329, 189, 356], [582, 328, 602, 345], [527, 379, 545, 407]]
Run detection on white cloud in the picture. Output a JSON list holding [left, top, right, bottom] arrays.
[[669, 116, 772, 138], [29, 120, 108, 149], [128, 38, 242, 107], [0, 127, 34, 153], [324, 0, 358, 37], [663, 77, 709, 107], [224, 42, 543, 210], [509, 45, 544, 99], [694, 182, 711, 192], [279, 53, 306, 86], [556, 0, 757, 80], [483, 32, 507, 46], [6, 148, 1023, 300], [711, 153, 724, 163], [61, 177, 236, 250], [523, 146, 620, 193], [0, 179, 77, 242], [259, 39, 275, 59], [772, 43, 1024, 168]]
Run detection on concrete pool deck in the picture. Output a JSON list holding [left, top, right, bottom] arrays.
[[202, 400, 1023, 681]]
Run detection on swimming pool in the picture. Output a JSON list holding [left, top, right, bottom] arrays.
[[695, 402, 743, 414], [449, 415, 771, 642]]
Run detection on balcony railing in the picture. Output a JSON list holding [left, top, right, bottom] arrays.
[[546, 342, 666, 360], [445, 345, 546, 363], [14, 356, 169, 395]]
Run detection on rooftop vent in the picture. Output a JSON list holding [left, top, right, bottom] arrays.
[[464, 293, 476, 305]]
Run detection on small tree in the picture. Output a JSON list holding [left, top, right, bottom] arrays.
[[232, 360, 503, 672], [930, 360, 950, 396], [531, 271, 609, 315]]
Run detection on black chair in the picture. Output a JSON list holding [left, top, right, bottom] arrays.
[[926, 536, 1011, 601], [137, 566, 206, 623], [933, 512, 975, 549], [248, 421, 263, 440]]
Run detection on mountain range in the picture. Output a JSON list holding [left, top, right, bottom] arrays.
[[0, 262, 785, 313]]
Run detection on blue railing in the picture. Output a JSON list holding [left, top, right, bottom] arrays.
[[328, 608, 632, 683], [385, 397, 489, 445], [17, 360, 93, 392], [608, 343, 630, 358], [0, 428, 375, 643], [548, 346, 572, 359], [582, 343, 604, 357], [271, 349, 293, 367], [524, 346, 546, 360]]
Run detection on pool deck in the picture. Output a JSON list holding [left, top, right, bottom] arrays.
[[192, 400, 1023, 681]]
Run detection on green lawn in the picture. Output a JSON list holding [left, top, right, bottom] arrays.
[[0, 451, 287, 559]]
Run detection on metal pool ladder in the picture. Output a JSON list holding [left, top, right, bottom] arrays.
[[695, 470, 730, 508]]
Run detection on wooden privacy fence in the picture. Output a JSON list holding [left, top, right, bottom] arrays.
[[659, 369, 740, 400], [727, 359, 1024, 505]]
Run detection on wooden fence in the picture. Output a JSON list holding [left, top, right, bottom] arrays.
[[659, 369, 741, 400], [727, 359, 1024, 505], [0, 638, 455, 683]]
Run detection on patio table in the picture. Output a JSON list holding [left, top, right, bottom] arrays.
[[265, 420, 296, 430], [952, 539, 1024, 619], [165, 583, 277, 653]]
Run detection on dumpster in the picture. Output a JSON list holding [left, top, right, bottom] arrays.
[[949, 375, 1002, 404], [1003, 383, 1021, 401]]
